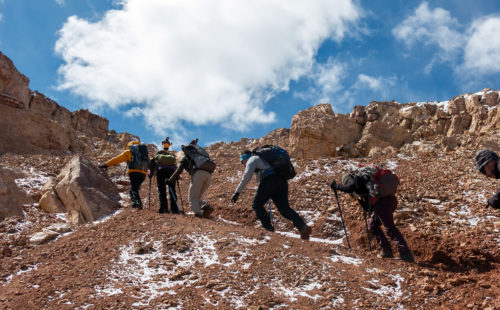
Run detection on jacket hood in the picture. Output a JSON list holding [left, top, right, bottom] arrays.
[[127, 141, 140, 148]]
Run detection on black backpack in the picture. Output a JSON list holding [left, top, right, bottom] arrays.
[[128, 143, 149, 171], [181, 144, 216, 173], [252, 145, 296, 179]]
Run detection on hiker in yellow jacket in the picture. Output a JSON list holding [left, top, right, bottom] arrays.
[[100, 141, 149, 209]]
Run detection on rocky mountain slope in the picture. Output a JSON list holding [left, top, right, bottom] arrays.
[[0, 52, 498, 309]]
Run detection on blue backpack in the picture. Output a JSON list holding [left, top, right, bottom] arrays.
[[252, 145, 296, 179]]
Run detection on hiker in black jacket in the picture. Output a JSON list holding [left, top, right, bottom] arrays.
[[149, 137, 178, 214], [475, 149, 500, 209], [231, 150, 311, 240], [331, 170, 414, 262]]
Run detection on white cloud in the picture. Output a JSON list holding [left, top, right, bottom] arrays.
[[392, 2, 465, 70], [55, 0, 65, 6], [55, 0, 361, 134], [463, 16, 500, 74]]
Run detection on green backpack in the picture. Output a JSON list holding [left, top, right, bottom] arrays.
[[154, 150, 176, 166]]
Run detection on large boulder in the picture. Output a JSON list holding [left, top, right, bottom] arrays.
[[39, 155, 121, 224], [290, 104, 362, 159], [0, 166, 34, 221]]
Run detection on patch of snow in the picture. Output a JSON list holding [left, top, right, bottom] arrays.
[[329, 255, 363, 266], [14, 168, 50, 195], [217, 216, 242, 226], [386, 160, 398, 170], [362, 273, 405, 301]]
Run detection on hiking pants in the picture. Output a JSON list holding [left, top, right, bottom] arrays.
[[368, 195, 411, 255], [156, 167, 178, 213], [253, 174, 306, 231], [129, 172, 146, 208], [189, 169, 212, 216]]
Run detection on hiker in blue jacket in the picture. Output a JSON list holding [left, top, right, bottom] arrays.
[[231, 150, 311, 240]]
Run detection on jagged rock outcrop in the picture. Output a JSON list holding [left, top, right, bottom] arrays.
[[290, 104, 362, 159], [289, 89, 500, 158], [39, 155, 121, 224], [0, 52, 110, 154]]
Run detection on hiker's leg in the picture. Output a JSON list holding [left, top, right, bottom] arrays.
[[270, 175, 306, 231], [130, 172, 146, 208], [198, 171, 212, 207], [377, 195, 411, 255], [157, 169, 168, 213], [369, 201, 392, 253], [165, 168, 178, 213], [188, 170, 204, 216], [252, 177, 273, 230]]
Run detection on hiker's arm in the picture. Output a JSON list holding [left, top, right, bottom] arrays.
[[487, 186, 500, 209], [333, 177, 357, 193], [105, 150, 131, 167], [235, 158, 257, 194], [168, 157, 187, 183]]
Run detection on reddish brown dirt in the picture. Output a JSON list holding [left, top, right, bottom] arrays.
[[0, 146, 499, 309]]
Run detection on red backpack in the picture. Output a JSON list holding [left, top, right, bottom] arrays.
[[356, 164, 400, 199]]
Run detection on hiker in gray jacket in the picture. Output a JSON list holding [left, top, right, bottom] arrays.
[[231, 150, 311, 240]]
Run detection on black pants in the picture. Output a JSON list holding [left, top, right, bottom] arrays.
[[157, 168, 178, 213], [129, 172, 146, 208], [252, 174, 306, 231]]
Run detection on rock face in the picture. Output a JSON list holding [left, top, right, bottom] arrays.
[[0, 166, 33, 220], [39, 155, 121, 224], [0, 52, 110, 154], [289, 90, 500, 158]]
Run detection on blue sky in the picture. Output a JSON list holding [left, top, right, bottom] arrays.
[[1, 0, 500, 149]]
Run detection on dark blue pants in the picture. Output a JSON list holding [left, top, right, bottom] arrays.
[[252, 174, 306, 231], [368, 195, 411, 255], [129, 172, 146, 208], [157, 168, 178, 213]]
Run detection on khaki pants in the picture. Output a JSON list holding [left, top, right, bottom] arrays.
[[189, 170, 212, 216]]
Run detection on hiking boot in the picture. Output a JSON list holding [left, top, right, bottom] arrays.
[[201, 204, 213, 218], [378, 250, 394, 259], [159, 208, 168, 214], [299, 225, 312, 240], [398, 252, 415, 263], [264, 226, 275, 232]]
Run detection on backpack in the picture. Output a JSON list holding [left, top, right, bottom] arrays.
[[252, 145, 296, 180], [356, 164, 399, 199], [154, 150, 176, 166], [181, 144, 216, 173], [128, 143, 149, 171]]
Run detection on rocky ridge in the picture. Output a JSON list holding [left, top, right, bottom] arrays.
[[0, 52, 498, 309]]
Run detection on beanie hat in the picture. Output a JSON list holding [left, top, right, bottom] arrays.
[[240, 150, 251, 163], [475, 149, 499, 172], [189, 138, 199, 146]]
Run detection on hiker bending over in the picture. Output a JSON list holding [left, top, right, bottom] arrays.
[[100, 141, 149, 209], [231, 149, 311, 240], [475, 149, 500, 209], [168, 139, 214, 218], [331, 165, 414, 262], [149, 137, 179, 214]]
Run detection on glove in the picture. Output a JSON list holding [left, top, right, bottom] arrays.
[[231, 192, 240, 203], [487, 197, 500, 209], [99, 164, 107, 170], [330, 180, 337, 190]]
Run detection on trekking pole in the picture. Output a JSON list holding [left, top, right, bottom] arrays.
[[363, 209, 372, 252], [176, 180, 185, 214], [168, 186, 181, 213], [268, 200, 274, 225], [332, 187, 352, 250], [148, 177, 152, 211]]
